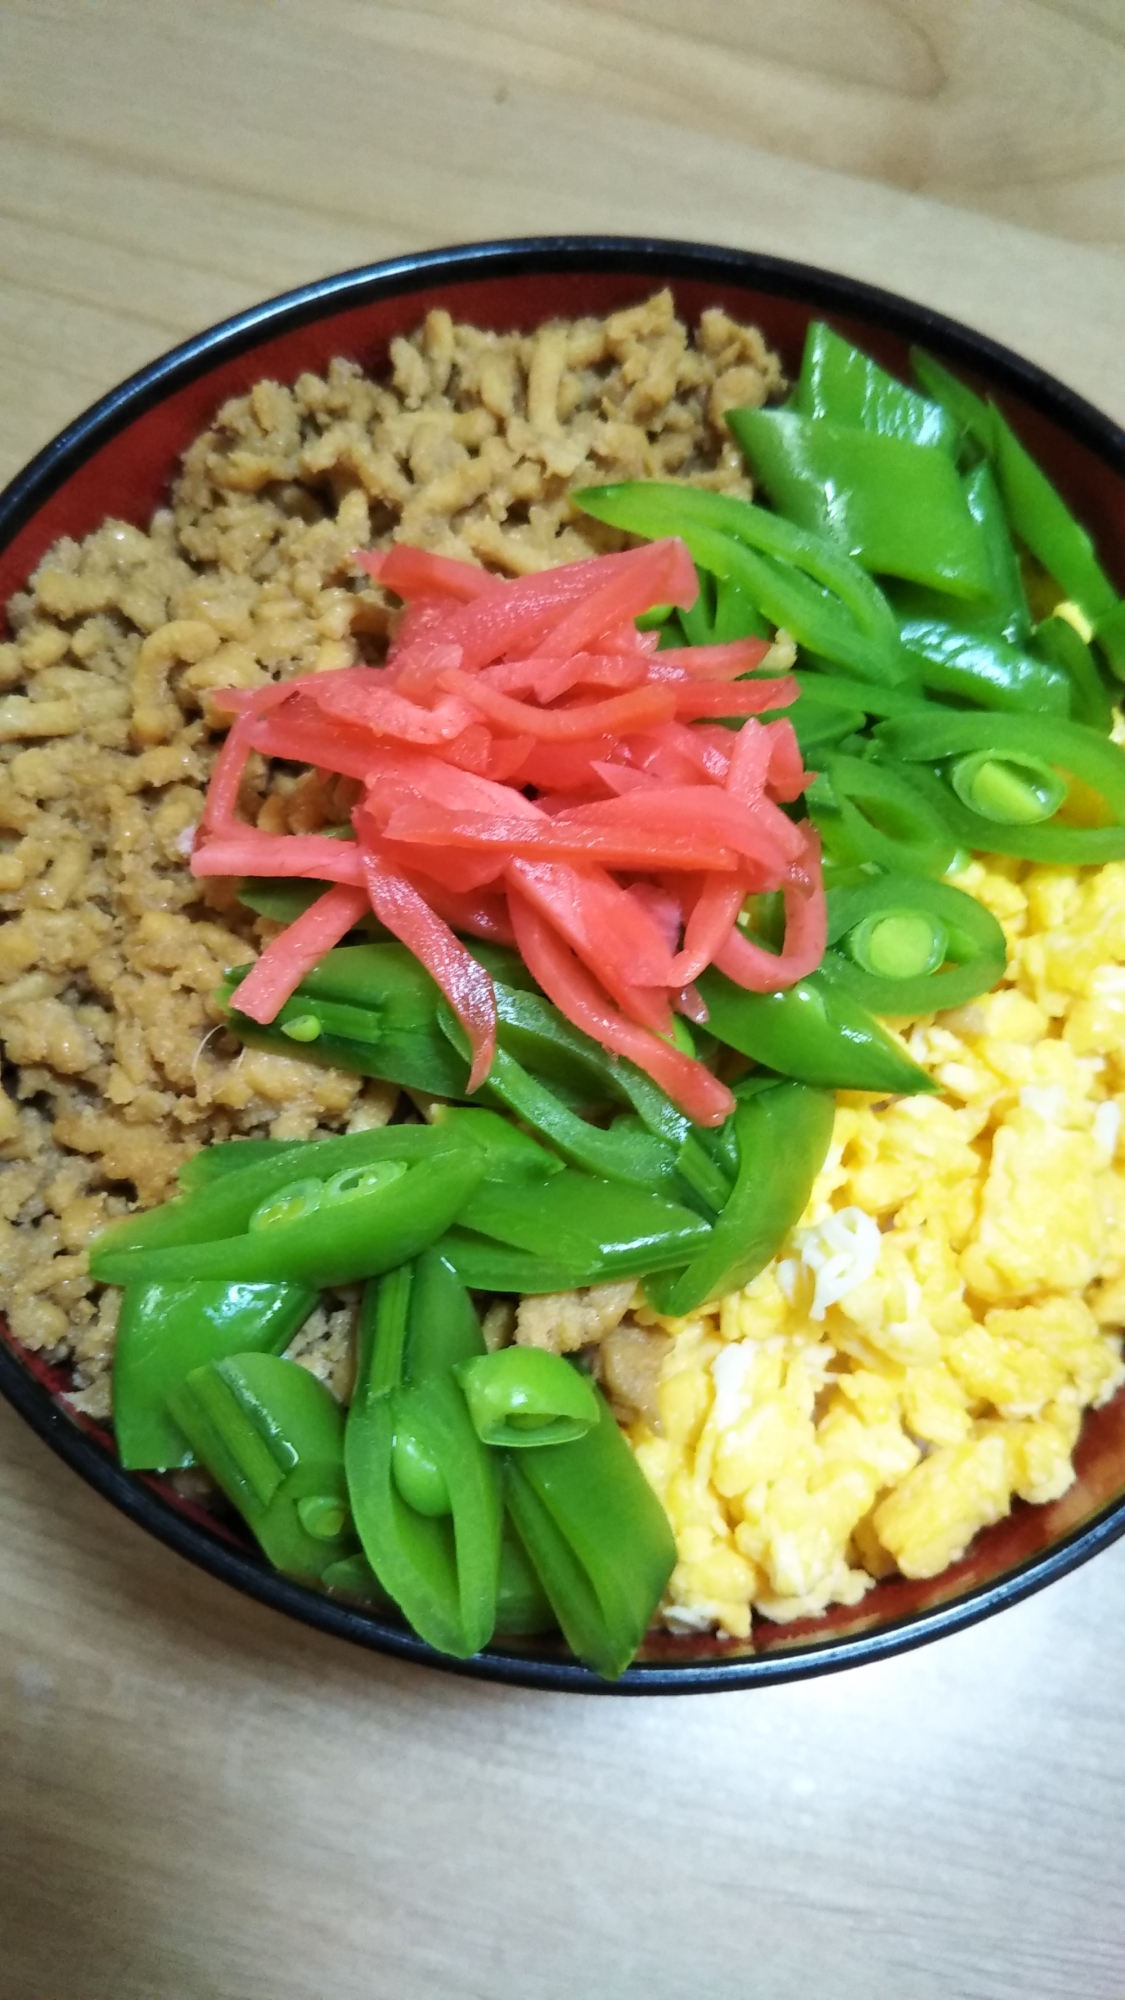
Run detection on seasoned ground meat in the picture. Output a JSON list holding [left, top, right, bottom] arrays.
[[0, 291, 783, 1415]]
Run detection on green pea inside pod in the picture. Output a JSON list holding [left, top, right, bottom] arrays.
[[454, 1348, 600, 1448], [948, 749, 1068, 826], [248, 1177, 324, 1233], [392, 1414, 453, 1516], [844, 907, 948, 981]]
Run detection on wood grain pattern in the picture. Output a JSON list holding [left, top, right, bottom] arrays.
[[2, 4, 1125, 1995]]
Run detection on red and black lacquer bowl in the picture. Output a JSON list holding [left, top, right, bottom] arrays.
[[4, 237, 1125, 1693]]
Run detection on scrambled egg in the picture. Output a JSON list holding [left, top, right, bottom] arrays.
[[629, 856, 1125, 1637]]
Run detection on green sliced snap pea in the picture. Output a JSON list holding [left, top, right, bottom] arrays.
[[909, 349, 994, 452], [797, 321, 960, 453], [435, 1229, 593, 1296], [874, 710, 1125, 863], [455, 1349, 600, 1448], [695, 964, 936, 1097], [112, 1278, 317, 1472], [988, 406, 1120, 633], [726, 408, 992, 599], [806, 751, 961, 878], [93, 1123, 481, 1266], [168, 1352, 358, 1582], [457, 1169, 711, 1281], [962, 460, 1031, 643], [949, 749, 1067, 825], [646, 1083, 834, 1317], [1034, 613, 1114, 735], [897, 618, 1071, 716], [821, 871, 1007, 1015], [574, 481, 909, 683], [495, 1522, 559, 1636], [345, 1254, 501, 1660], [576, 479, 902, 647], [503, 1392, 677, 1681], [92, 1147, 486, 1290]]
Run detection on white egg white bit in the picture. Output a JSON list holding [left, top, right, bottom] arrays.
[[787, 1207, 883, 1322], [1018, 1083, 1071, 1125], [661, 1602, 721, 1635], [1094, 1100, 1121, 1163], [175, 823, 199, 857], [710, 1342, 756, 1430]]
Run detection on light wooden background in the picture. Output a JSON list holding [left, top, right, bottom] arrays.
[[3, 4, 1125, 1996]]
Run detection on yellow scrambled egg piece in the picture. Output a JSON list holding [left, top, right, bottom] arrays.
[[630, 857, 1125, 1638]]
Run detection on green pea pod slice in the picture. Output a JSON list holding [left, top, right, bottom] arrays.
[[574, 478, 903, 649], [695, 965, 936, 1097], [455, 1349, 600, 1448], [646, 1084, 834, 1318], [821, 871, 1007, 1016], [92, 1149, 486, 1288], [496, 1520, 559, 1635], [797, 321, 960, 453], [345, 1254, 501, 1660], [808, 751, 961, 878], [1033, 614, 1114, 736], [898, 618, 1070, 716], [874, 711, 1125, 863], [726, 408, 992, 599], [962, 460, 1031, 643], [113, 1278, 317, 1471], [168, 1352, 357, 1582], [457, 1169, 710, 1279], [988, 406, 1119, 630], [93, 1122, 479, 1265], [435, 1229, 593, 1295], [909, 349, 994, 451], [503, 1391, 677, 1681]]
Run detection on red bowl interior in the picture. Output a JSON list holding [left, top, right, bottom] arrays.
[[4, 241, 1125, 1689]]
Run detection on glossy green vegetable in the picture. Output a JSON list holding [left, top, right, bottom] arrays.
[[112, 1278, 316, 1471], [573, 480, 909, 683], [345, 1254, 501, 1659], [496, 1522, 558, 1634], [797, 321, 960, 453], [726, 408, 992, 598], [695, 963, 935, 1096], [949, 749, 1067, 825], [897, 618, 1071, 716], [961, 460, 1032, 643], [455, 1349, 600, 1448], [504, 1391, 677, 1680], [909, 348, 993, 451], [806, 751, 961, 877], [821, 871, 1007, 1015], [989, 406, 1120, 636], [911, 347, 1125, 679], [1034, 613, 1114, 735], [843, 907, 947, 980], [435, 1230, 592, 1295], [646, 1083, 834, 1316], [92, 1143, 485, 1289], [167, 1352, 358, 1582], [457, 1169, 711, 1282], [221, 944, 467, 1098], [875, 710, 1125, 863], [95, 1123, 476, 1263]]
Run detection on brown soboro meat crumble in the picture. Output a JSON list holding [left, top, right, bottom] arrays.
[[0, 290, 783, 1416]]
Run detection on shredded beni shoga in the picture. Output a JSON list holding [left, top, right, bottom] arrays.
[[188, 538, 823, 1127]]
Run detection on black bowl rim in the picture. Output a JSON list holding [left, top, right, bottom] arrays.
[[4, 232, 1125, 1696]]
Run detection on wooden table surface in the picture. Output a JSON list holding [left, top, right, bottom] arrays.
[[4, 4, 1125, 1995]]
